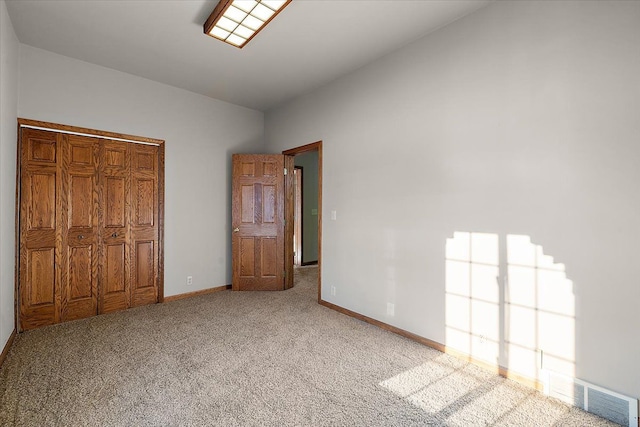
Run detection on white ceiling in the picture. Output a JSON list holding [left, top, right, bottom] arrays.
[[6, 0, 491, 111]]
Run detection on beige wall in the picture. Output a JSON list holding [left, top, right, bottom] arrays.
[[266, 1, 640, 398], [0, 0, 20, 351], [16, 45, 264, 299]]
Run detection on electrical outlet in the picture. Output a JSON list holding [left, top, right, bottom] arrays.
[[331, 286, 336, 296], [187, 276, 193, 286], [387, 303, 395, 316]]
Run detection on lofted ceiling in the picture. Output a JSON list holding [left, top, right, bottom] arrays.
[[6, 0, 491, 111]]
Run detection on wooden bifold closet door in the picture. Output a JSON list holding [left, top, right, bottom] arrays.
[[18, 120, 163, 331]]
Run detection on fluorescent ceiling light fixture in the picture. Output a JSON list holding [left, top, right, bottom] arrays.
[[204, 0, 291, 48]]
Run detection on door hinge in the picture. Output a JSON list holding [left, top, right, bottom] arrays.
[[284, 168, 288, 175]]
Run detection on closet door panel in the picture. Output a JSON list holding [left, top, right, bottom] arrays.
[[64, 236, 98, 321], [130, 145, 158, 307], [105, 177, 126, 227], [26, 248, 55, 306], [21, 244, 58, 330], [134, 240, 155, 289], [134, 179, 155, 226], [101, 239, 129, 313], [62, 135, 99, 322], [104, 243, 126, 294], [27, 133, 56, 163], [70, 143, 93, 166], [69, 246, 93, 299], [130, 236, 158, 306], [99, 141, 131, 313], [27, 172, 56, 230], [19, 128, 60, 330], [69, 175, 93, 227], [105, 144, 127, 169]]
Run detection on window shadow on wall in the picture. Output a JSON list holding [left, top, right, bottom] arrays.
[[444, 232, 575, 384], [445, 232, 501, 366], [377, 233, 629, 424], [505, 234, 575, 381]]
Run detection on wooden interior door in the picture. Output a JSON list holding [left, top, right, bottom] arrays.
[[232, 154, 290, 291], [19, 128, 61, 329], [130, 144, 159, 306], [99, 140, 131, 313], [62, 134, 99, 321]]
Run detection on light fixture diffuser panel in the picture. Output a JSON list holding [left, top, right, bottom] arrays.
[[251, 4, 275, 21], [204, 0, 292, 48], [234, 25, 255, 39], [242, 15, 263, 31], [233, 0, 258, 13], [262, 0, 286, 9], [209, 26, 231, 40], [223, 5, 248, 22], [226, 34, 247, 46]]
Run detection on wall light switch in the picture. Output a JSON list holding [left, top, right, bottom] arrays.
[[331, 210, 337, 220], [311, 208, 318, 216]]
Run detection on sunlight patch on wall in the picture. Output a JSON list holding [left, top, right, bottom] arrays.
[[506, 235, 575, 380], [445, 232, 575, 384], [445, 232, 500, 365], [379, 232, 581, 422]]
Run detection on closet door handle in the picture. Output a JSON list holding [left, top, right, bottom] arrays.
[[77, 235, 85, 240], [111, 232, 118, 238]]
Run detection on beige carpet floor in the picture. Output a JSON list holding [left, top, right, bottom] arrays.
[[0, 266, 616, 426]]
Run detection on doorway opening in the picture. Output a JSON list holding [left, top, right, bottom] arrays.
[[283, 141, 322, 302], [293, 166, 303, 266]]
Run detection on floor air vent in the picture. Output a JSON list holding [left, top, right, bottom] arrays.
[[543, 370, 638, 426]]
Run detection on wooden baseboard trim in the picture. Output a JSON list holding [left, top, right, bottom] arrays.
[[300, 260, 318, 266], [0, 329, 17, 368], [164, 284, 231, 303], [318, 299, 543, 391]]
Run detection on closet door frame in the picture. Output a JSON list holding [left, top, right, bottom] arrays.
[[15, 118, 165, 331]]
